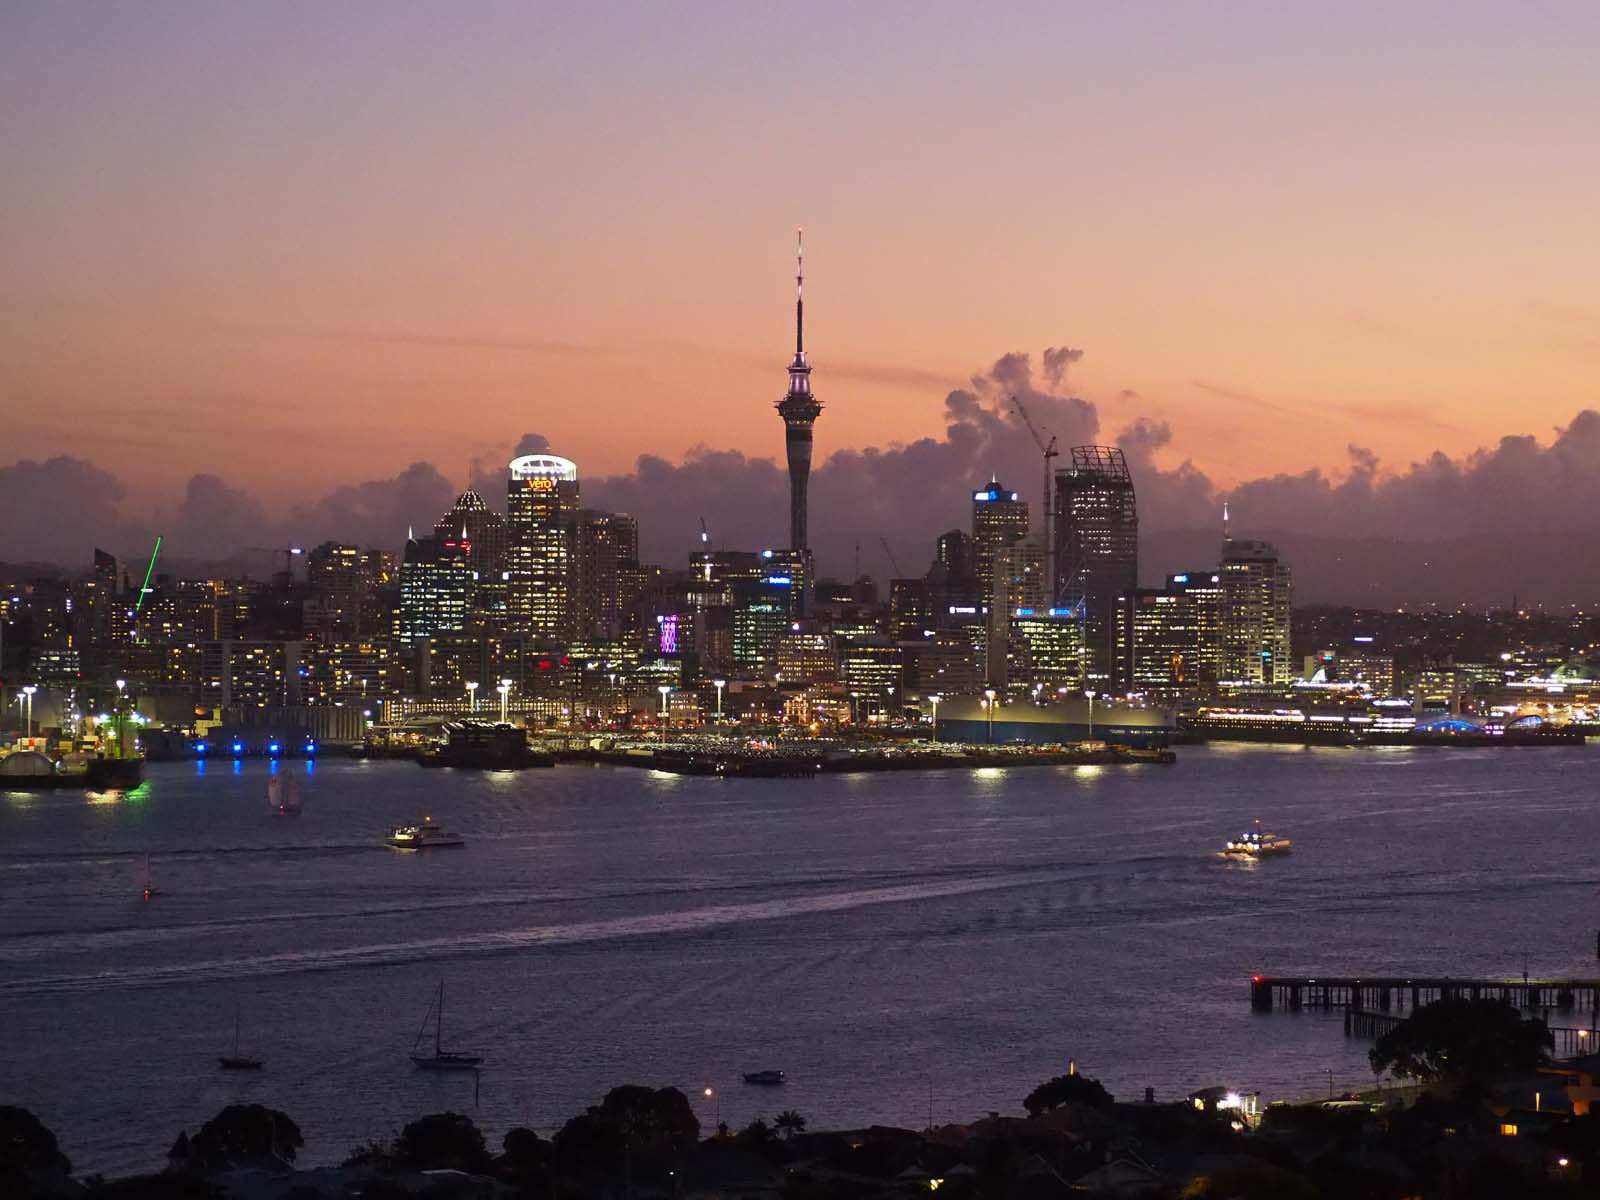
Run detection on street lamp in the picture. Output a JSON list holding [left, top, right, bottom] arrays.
[[1085, 689, 1097, 742], [465, 681, 479, 714], [704, 1086, 719, 1129], [928, 694, 942, 743], [496, 679, 511, 724], [713, 679, 726, 722], [885, 685, 896, 723], [657, 685, 672, 741], [983, 687, 997, 744], [21, 684, 36, 738], [849, 691, 861, 728]]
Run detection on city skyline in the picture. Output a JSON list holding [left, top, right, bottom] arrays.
[[6, 6, 1600, 578]]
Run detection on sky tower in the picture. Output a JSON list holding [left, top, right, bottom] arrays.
[[776, 229, 822, 551]]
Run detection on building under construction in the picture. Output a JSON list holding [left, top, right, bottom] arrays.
[[1053, 446, 1139, 688]]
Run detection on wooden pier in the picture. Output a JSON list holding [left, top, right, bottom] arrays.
[[1251, 975, 1600, 1015]]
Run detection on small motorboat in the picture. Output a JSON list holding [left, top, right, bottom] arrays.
[[1221, 819, 1292, 859], [389, 817, 465, 850], [742, 1070, 786, 1086]]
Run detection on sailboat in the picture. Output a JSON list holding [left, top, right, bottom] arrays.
[[219, 1001, 264, 1070], [268, 771, 302, 815], [142, 852, 160, 902], [410, 982, 482, 1070]]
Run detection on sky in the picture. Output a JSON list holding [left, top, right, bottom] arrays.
[[3, 3, 1600, 600]]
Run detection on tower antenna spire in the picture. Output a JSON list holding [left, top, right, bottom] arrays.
[[795, 227, 804, 355]]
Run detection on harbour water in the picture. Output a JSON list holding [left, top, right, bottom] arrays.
[[2, 743, 1596, 1174]]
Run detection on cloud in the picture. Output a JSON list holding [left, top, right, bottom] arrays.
[[0, 456, 134, 564], [1041, 346, 1084, 389], [17, 351, 1600, 607], [174, 474, 266, 554]]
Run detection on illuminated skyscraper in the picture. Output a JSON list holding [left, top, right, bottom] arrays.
[[776, 231, 822, 553], [570, 510, 639, 642], [1220, 538, 1293, 683], [505, 454, 579, 638], [397, 531, 473, 644], [1054, 446, 1139, 688], [971, 478, 1030, 603], [433, 489, 508, 580]]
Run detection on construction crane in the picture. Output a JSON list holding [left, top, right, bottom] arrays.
[[1008, 394, 1058, 601], [878, 535, 904, 579], [248, 545, 304, 585]]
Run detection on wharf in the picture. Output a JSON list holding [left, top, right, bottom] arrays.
[[1252, 974, 1600, 1015], [571, 743, 1175, 777]]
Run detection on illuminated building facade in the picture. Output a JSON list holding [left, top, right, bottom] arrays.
[[306, 542, 365, 637], [732, 578, 794, 673], [1008, 611, 1084, 690], [1054, 446, 1138, 688], [776, 630, 837, 685], [506, 454, 579, 638], [839, 639, 903, 702], [1220, 539, 1293, 683], [398, 532, 474, 644], [972, 479, 1030, 603], [1117, 571, 1225, 690], [571, 510, 639, 642]]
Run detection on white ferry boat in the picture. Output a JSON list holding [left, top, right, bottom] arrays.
[[389, 817, 465, 850], [1221, 820, 1292, 859]]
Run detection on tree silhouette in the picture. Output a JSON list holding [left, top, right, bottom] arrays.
[[774, 1110, 807, 1139], [1023, 1072, 1114, 1116], [190, 1104, 303, 1167], [1370, 998, 1549, 1096], [395, 1112, 491, 1173], [0, 1107, 71, 1177]]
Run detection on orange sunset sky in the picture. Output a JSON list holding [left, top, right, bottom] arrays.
[[3, 2, 1598, 513]]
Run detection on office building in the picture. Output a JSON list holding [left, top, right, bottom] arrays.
[[972, 478, 1030, 603], [1220, 539, 1293, 684], [398, 532, 474, 644], [506, 454, 580, 638]]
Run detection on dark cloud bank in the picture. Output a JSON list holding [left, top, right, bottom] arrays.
[[6, 349, 1599, 607]]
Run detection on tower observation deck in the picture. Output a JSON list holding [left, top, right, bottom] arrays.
[[776, 230, 822, 552]]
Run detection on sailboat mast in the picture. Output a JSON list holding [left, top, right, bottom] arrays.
[[234, 1002, 241, 1056], [436, 982, 444, 1055]]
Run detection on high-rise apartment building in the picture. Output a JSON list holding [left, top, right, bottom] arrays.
[[1220, 539, 1293, 683], [505, 454, 579, 639], [306, 542, 365, 637], [1054, 446, 1138, 689], [571, 510, 639, 642]]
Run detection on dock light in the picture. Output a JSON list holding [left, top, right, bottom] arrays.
[[194, 742, 208, 755], [267, 741, 281, 755], [231, 741, 244, 755], [304, 740, 317, 754]]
